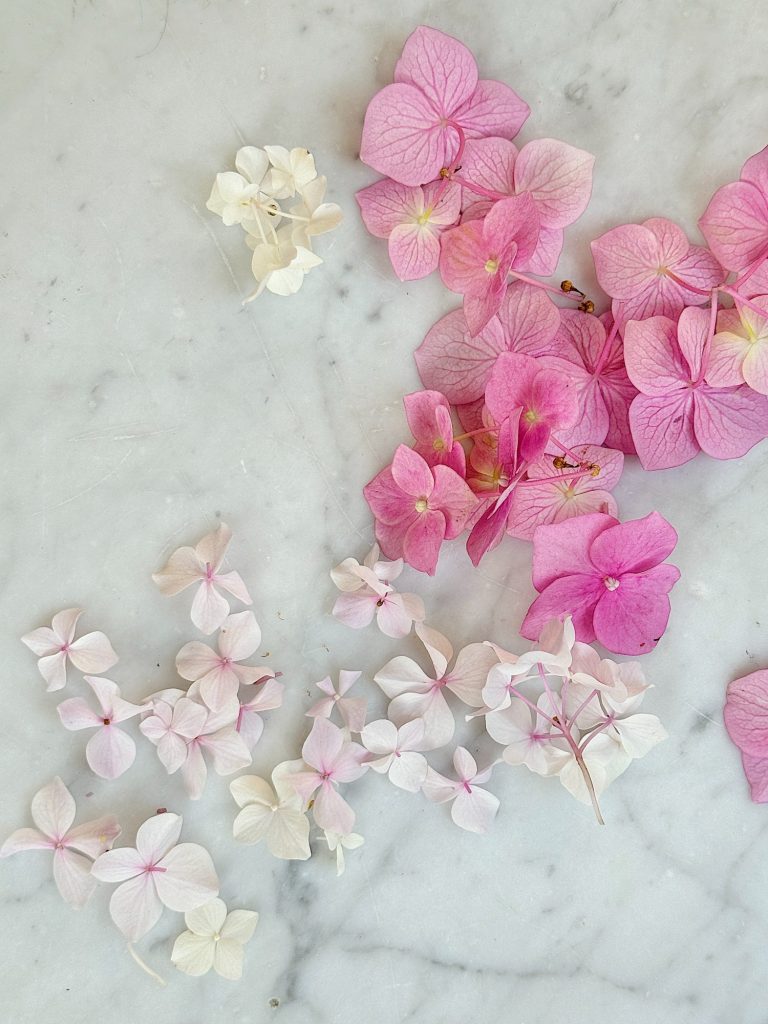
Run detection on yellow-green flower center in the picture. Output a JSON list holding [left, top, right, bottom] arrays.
[[415, 497, 429, 513], [484, 257, 499, 273]]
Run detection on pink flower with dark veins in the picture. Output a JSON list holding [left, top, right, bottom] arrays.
[[699, 146, 768, 272]]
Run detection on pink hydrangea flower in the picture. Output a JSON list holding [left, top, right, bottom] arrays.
[[404, 389, 465, 473], [288, 719, 367, 835], [422, 747, 499, 834], [484, 351, 580, 462], [699, 146, 768, 272], [152, 523, 252, 635], [360, 718, 429, 792], [363, 445, 478, 575], [139, 696, 208, 774], [624, 307, 768, 470], [521, 511, 681, 656], [439, 193, 540, 335], [330, 545, 425, 639], [591, 218, 723, 329], [724, 669, 768, 802], [459, 136, 594, 273], [21, 608, 118, 692], [540, 311, 638, 452], [57, 676, 144, 780], [181, 697, 252, 800], [360, 26, 529, 186], [0, 777, 120, 908], [415, 282, 560, 404], [505, 444, 624, 541], [306, 670, 367, 733], [706, 296, 768, 395], [356, 179, 461, 280], [91, 812, 219, 942]]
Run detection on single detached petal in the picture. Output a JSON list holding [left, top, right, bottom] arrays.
[[724, 670, 768, 756]]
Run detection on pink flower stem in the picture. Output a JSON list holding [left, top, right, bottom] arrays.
[[430, 122, 468, 205], [664, 270, 768, 317], [578, 716, 615, 753], [507, 270, 587, 306], [721, 287, 768, 319], [592, 319, 620, 376], [694, 289, 719, 386], [549, 436, 588, 465], [566, 688, 599, 728], [508, 685, 559, 728], [732, 249, 768, 291], [454, 425, 499, 442], [450, 175, 510, 202]]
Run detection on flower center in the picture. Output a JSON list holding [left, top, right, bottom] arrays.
[[433, 438, 446, 452], [417, 208, 433, 226], [484, 257, 499, 273], [603, 576, 620, 591], [415, 497, 429, 513], [102, 717, 111, 726], [523, 408, 539, 424], [213, 932, 221, 942]]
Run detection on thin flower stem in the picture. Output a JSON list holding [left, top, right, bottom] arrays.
[[592, 319, 620, 376], [579, 717, 615, 752], [127, 943, 166, 986], [508, 684, 559, 728], [663, 270, 767, 318], [517, 467, 594, 488], [454, 425, 499, 442], [695, 289, 719, 386], [721, 287, 768, 319], [253, 212, 269, 246], [548, 436, 587, 465], [732, 249, 768, 291], [664, 270, 716, 298], [450, 175, 509, 202], [566, 687, 599, 728], [537, 662, 562, 722], [508, 270, 586, 305], [265, 207, 310, 223]]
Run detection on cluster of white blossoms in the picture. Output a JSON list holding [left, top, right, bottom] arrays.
[[206, 145, 342, 299]]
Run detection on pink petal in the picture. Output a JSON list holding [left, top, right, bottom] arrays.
[[676, 306, 709, 381], [453, 746, 478, 780], [107, 872, 164, 941], [152, 545, 203, 595], [743, 340, 768, 395], [199, 665, 241, 712], [592, 568, 680, 655], [404, 390, 452, 445], [330, 742, 368, 782], [182, 743, 208, 800], [57, 697, 103, 731], [376, 593, 419, 639], [422, 181, 463, 225], [699, 180, 768, 272], [29, 777, 76, 839], [496, 281, 561, 356], [196, 522, 233, 572], [338, 697, 368, 735], [520, 574, 603, 644], [388, 689, 455, 750], [65, 815, 121, 858], [460, 137, 517, 197], [451, 787, 499, 834], [53, 847, 98, 908], [391, 444, 434, 499], [356, 178, 424, 238], [415, 309, 507, 405], [135, 811, 183, 864], [447, 642, 509, 707], [439, 219, 491, 296], [589, 511, 678, 575], [364, 467, 413, 527], [466, 492, 513, 566], [90, 846, 145, 882], [39, 650, 69, 692], [523, 225, 565, 276], [68, 631, 118, 675], [0, 828, 52, 855], [361, 719, 398, 756], [591, 223, 662, 300], [739, 751, 768, 803], [530, 512, 615, 590], [237, 708, 264, 750], [213, 570, 252, 605], [191, 581, 231, 635], [403, 510, 446, 575], [452, 78, 529, 140], [312, 783, 356, 835], [302, 718, 344, 773], [430, 464, 478, 538], [217, 610, 261, 661], [332, 591, 378, 630], [51, 608, 83, 644], [85, 725, 136, 780], [629, 391, 699, 470], [155, 842, 219, 911], [388, 751, 428, 792], [513, 138, 594, 229], [422, 767, 459, 803], [173, 697, 209, 739], [693, 385, 768, 459], [623, 316, 688, 395], [484, 350, 539, 421], [393, 26, 477, 115], [360, 82, 450, 186], [199, 727, 252, 775], [20, 625, 59, 657], [724, 670, 768, 755], [175, 641, 221, 682], [389, 222, 442, 280]]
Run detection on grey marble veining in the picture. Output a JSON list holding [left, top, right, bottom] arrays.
[[2, 1, 768, 1022]]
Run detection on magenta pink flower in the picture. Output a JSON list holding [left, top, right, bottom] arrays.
[[415, 282, 560, 404], [57, 676, 144, 779], [521, 511, 680, 656], [724, 669, 768, 802], [506, 444, 624, 541], [624, 307, 768, 470], [591, 217, 723, 329], [288, 719, 367, 835], [540, 311, 638, 453], [439, 194, 540, 335], [360, 26, 529, 186], [404, 389, 465, 473], [484, 351, 580, 462], [364, 445, 478, 575], [459, 136, 594, 273], [699, 146, 768, 272], [356, 179, 461, 280]]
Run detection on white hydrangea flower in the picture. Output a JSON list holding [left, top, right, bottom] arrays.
[[265, 145, 317, 198]]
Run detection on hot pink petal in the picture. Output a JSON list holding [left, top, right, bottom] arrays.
[[312, 783, 356, 835], [699, 180, 768, 272], [85, 726, 136, 780], [693, 385, 768, 459], [520, 574, 603, 643], [484, 350, 539, 420], [429, 465, 478, 537], [724, 670, 768, 755], [512, 138, 594, 229], [364, 467, 414, 527], [403, 509, 446, 574], [53, 847, 98, 908], [589, 510, 678, 575], [191, 581, 231, 635], [530, 512, 615, 590], [404, 389, 452, 445], [154, 842, 219, 911], [592, 567, 680, 655], [415, 309, 506, 404], [466, 492, 514, 566], [629, 392, 699, 470], [391, 444, 434, 499], [67, 631, 118, 675]]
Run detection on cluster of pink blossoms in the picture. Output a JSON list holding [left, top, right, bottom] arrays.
[[357, 26, 768, 658]]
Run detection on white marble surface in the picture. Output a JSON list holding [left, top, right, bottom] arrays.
[[2, 1, 768, 1021]]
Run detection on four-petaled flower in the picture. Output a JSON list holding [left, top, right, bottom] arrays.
[[360, 718, 429, 791], [21, 608, 118, 692], [331, 544, 426, 639], [422, 747, 499, 834], [287, 719, 367, 835], [230, 761, 311, 861], [171, 898, 259, 980], [57, 676, 144, 780], [306, 670, 367, 733], [699, 146, 768, 272]]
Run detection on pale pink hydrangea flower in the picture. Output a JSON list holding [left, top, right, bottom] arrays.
[[152, 523, 252, 635], [22, 608, 118, 692], [360, 718, 429, 791], [236, 677, 284, 750], [422, 747, 499, 834], [330, 544, 425, 639], [175, 610, 272, 712], [139, 696, 208, 774], [485, 696, 570, 776], [57, 676, 144, 780], [287, 719, 367, 835], [1, 777, 120, 908], [91, 812, 219, 942], [180, 694, 252, 800], [230, 761, 311, 861], [306, 670, 367, 734], [360, 26, 529, 186]]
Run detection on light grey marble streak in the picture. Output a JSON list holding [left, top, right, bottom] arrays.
[[1, 1, 768, 1021]]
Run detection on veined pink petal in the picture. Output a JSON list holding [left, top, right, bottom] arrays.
[[497, 282, 561, 356], [452, 78, 529, 141], [154, 843, 219, 912], [416, 309, 507, 404], [460, 137, 517, 197], [65, 816, 121, 858], [196, 522, 233, 572], [176, 641, 221, 682], [108, 872, 164, 941], [530, 513, 615, 590], [589, 511, 678, 575], [356, 179, 424, 237], [30, 777, 76, 840], [85, 726, 136, 780], [623, 316, 689, 395], [135, 812, 183, 864], [629, 391, 699, 470], [67, 632, 118, 675], [676, 306, 709, 381], [693, 385, 768, 460], [199, 665, 241, 712], [389, 222, 442, 280], [592, 568, 679, 655], [430, 465, 478, 538], [364, 467, 414, 527], [20, 625, 59, 657], [699, 180, 768, 272], [391, 444, 434, 498], [591, 223, 662, 299], [521, 574, 603, 644], [523, 224, 565, 276], [302, 718, 344, 773], [724, 670, 768, 755], [739, 751, 768, 803], [513, 138, 594, 229], [360, 82, 450, 186], [404, 389, 452, 445], [53, 847, 98, 908], [191, 582, 231, 635], [394, 26, 477, 115], [152, 546, 203, 595], [312, 782, 356, 835], [39, 650, 69, 692], [57, 697, 103, 731], [403, 509, 445, 574]]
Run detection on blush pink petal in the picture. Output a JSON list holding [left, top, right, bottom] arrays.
[[312, 783, 356, 835], [520, 574, 604, 643], [332, 591, 378, 630], [739, 751, 768, 803], [85, 725, 136, 780], [530, 512, 616, 590], [589, 510, 678, 575], [302, 718, 343, 772], [31, 776, 76, 837], [394, 25, 477, 113], [107, 871, 164, 941], [391, 444, 434, 498], [66, 632, 118, 675], [623, 316, 689, 395], [512, 138, 594, 229], [191, 583, 231, 635], [451, 77, 529, 140], [57, 697, 103, 731], [592, 568, 679, 655], [429, 465, 477, 537], [52, 848, 98, 909], [693, 385, 768, 460], [629, 392, 699, 470], [389, 222, 442, 280], [699, 180, 768, 272], [175, 641, 222, 681], [153, 843, 219, 912]]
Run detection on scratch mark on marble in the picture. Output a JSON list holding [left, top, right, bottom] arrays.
[[31, 448, 134, 516]]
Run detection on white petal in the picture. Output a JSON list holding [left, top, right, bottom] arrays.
[[185, 897, 227, 936], [232, 804, 274, 845], [374, 656, 431, 698], [360, 719, 397, 756], [135, 812, 183, 863], [230, 775, 275, 809], [388, 751, 428, 792], [421, 767, 458, 804], [235, 146, 269, 186], [155, 842, 219, 911], [213, 938, 245, 980], [109, 872, 164, 941], [52, 847, 98, 908], [39, 651, 68, 691], [415, 622, 453, 678], [171, 931, 215, 976], [20, 626, 59, 657], [85, 726, 136, 780], [51, 608, 83, 644], [221, 909, 259, 943], [451, 787, 499, 834]]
